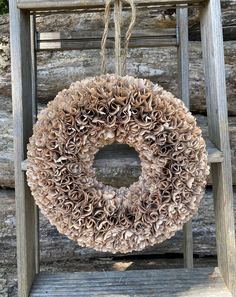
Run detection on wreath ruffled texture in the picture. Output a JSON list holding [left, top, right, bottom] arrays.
[[27, 74, 209, 253]]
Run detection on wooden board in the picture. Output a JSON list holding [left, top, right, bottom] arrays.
[[29, 267, 232, 297], [30, 12, 40, 274], [17, 0, 206, 11], [9, 1, 39, 297], [200, 0, 236, 295], [21, 138, 223, 172], [176, 7, 193, 269], [37, 29, 177, 50], [21, 140, 223, 188], [1, 188, 236, 264]]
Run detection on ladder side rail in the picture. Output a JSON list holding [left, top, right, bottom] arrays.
[[30, 11, 40, 274], [9, 0, 38, 296], [176, 6, 194, 269], [200, 0, 236, 295]]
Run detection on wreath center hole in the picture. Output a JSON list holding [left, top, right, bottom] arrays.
[[94, 143, 141, 188]]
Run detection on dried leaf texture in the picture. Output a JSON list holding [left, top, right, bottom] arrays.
[[27, 74, 209, 253]]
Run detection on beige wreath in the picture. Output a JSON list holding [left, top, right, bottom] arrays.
[[27, 74, 209, 253]]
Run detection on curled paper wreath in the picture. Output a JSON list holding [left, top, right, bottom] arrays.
[[27, 74, 209, 253]]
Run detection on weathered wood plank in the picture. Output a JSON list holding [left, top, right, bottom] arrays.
[[1, 3, 235, 41], [30, 12, 40, 275], [0, 254, 227, 297], [39, 28, 177, 40], [38, 38, 177, 50], [0, 112, 226, 189], [9, 1, 38, 297], [3, 2, 236, 41], [206, 139, 224, 163], [20, 139, 222, 189], [37, 29, 177, 50], [31, 13, 38, 123], [29, 268, 232, 297], [177, 8, 189, 108], [176, 6, 193, 269], [200, 0, 236, 295], [20, 138, 223, 175], [17, 0, 206, 10], [2, 14, 236, 115], [2, 188, 236, 266], [183, 221, 193, 267]]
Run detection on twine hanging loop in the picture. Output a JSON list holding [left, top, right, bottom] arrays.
[[101, 0, 136, 76]]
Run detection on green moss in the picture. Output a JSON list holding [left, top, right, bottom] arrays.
[[0, 0, 8, 14]]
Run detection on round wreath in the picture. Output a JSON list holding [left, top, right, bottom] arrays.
[[27, 74, 209, 253]]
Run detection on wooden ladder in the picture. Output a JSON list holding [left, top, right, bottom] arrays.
[[9, 0, 236, 296]]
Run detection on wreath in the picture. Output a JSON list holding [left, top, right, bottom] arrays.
[[27, 74, 209, 253]]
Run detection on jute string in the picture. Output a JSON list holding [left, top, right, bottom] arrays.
[[101, 0, 136, 76]]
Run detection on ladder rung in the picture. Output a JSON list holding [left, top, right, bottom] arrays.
[[37, 29, 177, 51], [21, 138, 223, 171], [17, 0, 206, 11], [29, 268, 232, 297], [206, 139, 224, 163]]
